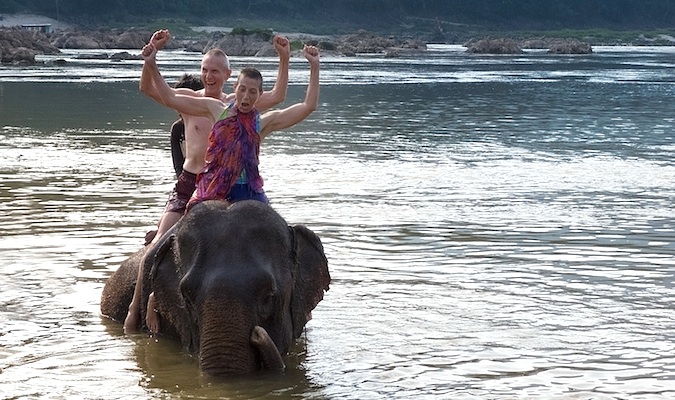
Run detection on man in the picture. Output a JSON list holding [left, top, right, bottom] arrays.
[[124, 30, 291, 333]]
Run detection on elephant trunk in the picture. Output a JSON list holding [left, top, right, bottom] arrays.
[[250, 326, 285, 371], [198, 300, 285, 375], [198, 301, 258, 375], [199, 331, 256, 375]]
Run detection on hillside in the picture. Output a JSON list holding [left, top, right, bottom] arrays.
[[3, 0, 675, 43]]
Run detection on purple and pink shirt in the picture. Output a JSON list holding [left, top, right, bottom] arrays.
[[186, 102, 263, 211]]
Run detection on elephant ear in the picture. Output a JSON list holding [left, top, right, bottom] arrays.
[[290, 224, 331, 338], [148, 231, 197, 349], [136, 232, 174, 326], [100, 246, 146, 323]]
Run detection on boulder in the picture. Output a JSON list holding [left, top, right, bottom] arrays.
[[466, 38, 522, 54], [110, 51, 142, 61], [209, 33, 270, 56], [114, 31, 148, 49], [547, 39, 592, 54], [74, 52, 109, 60], [2, 46, 35, 64], [493, 37, 593, 54], [0, 27, 59, 64], [50, 28, 153, 49], [184, 40, 207, 53], [333, 30, 426, 55], [255, 44, 277, 57], [56, 34, 101, 49], [0, 27, 58, 50]]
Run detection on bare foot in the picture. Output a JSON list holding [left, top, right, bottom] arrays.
[[146, 292, 160, 334], [123, 308, 140, 334]]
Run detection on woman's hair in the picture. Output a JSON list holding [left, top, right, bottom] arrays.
[[174, 73, 204, 91]]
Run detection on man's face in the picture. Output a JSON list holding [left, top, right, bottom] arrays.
[[200, 55, 230, 97], [234, 75, 262, 113]]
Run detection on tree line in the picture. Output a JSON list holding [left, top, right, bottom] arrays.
[[3, 0, 675, 33]]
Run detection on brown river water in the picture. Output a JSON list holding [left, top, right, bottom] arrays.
[[0, 45, 674, 399]]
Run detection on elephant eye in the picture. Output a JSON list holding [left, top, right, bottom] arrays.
[[259, 291, 276, 319], [179, 274, 198, 304]]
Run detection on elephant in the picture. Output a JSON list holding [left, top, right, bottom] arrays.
[[100, 199, 330, 376]]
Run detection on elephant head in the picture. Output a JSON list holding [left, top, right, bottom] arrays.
[[101, 200, 330, 376]]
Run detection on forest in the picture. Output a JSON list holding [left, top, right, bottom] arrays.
[[3, 0, 675, 35]]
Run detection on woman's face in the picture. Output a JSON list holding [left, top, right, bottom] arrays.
[[234, 75, 262, 113]]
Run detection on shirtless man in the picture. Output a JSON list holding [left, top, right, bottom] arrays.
[[124, 30, 291, 333]]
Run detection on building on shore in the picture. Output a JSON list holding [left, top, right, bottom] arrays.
[[21, 23, 52, 34]]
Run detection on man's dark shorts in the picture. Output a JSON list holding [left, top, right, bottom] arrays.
[[227, 183, 269, 204], [165, 170, 197, 214]]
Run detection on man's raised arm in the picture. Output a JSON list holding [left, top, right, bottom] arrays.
[[259, 45, 320, 139], [256, 35, 291, 112], [139, 30, 171, 104], [141, 42, 223, 123]]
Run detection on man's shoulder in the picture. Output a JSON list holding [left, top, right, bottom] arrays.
[[220, 92, 235, 102], [175, 88, 204, 97]]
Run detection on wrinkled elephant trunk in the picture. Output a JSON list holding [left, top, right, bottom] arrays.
[[199, 336, 256, 375], [198, 324, 285, 376], [251, 326, 285, 371]]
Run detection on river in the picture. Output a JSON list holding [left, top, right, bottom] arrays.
[[0, 44, 674, 399]]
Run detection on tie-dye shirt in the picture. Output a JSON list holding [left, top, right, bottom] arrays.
[[186, 103, 262, 211]]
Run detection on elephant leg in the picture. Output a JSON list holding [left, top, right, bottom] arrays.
[[250, 326, 285, 371]]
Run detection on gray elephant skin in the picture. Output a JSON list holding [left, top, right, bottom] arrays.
[[100, 200, 330, 376]]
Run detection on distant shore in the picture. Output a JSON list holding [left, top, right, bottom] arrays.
[[0, 13, 73, 31], [0, 13, 329, 41], [5, 12, 675, 65], [0, 15, 428, 65], [5, 12, 675, 47]]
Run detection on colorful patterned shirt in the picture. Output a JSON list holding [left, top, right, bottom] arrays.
[[186, 103, 262, 211]]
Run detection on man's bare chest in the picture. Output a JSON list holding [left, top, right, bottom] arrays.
[[183, 116, 212, 141]]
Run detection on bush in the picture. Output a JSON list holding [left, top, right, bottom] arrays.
[[318, 41, 337, 50], [289, 39, 304, 51], [230, 27, 273, 41]]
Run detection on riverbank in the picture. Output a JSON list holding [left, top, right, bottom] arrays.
[[4, 12, 675, 46], [1, 20, 429, 65], [3, 12, 675, 65]]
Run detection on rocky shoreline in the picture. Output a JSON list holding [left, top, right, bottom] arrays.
[[0, 26, 432, 65], [1, 23, 597, 66]]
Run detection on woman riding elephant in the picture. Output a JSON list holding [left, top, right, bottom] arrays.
[[100, 200, 330, 376]]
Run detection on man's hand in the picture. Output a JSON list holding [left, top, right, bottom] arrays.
[[303, 45, 320, 65], [274, 35, 291, 60], [141, 42, 157, 60], [150, 29, 171, 50]]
